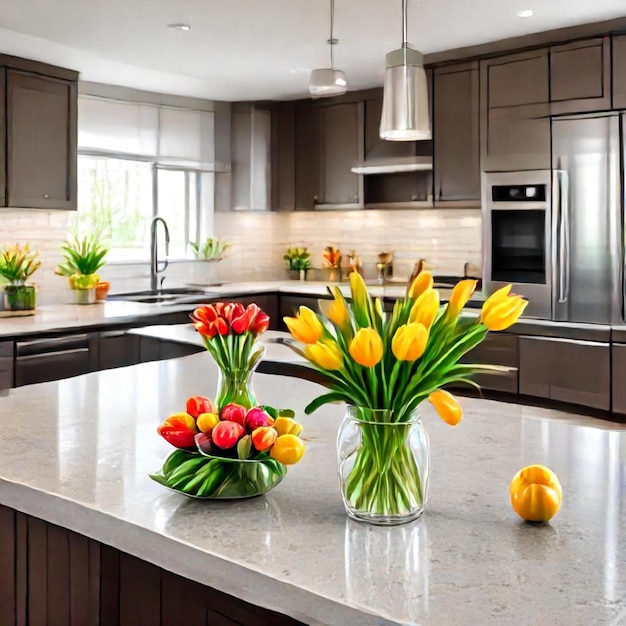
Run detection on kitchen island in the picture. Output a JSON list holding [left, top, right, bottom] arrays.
[[0, 352, 625, 625]]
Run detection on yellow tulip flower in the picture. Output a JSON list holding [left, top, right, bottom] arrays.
[[447, 279, 478, 317], [283, 306, 323, 344], [349, 328, 384, 367], [428, 389, 462, 426], [480, 285, 528, 331], [481, 284, 512, 313], [305, 341, 344, 370], [510, 464, 562, 523], [409, 289, 440, 329], [273, 416, 304, 437], [408, 271, 434, 299], [319, 291, 350, 329], [349, 270, 370, 315], [392, 323, 428, 361], [270, 434, 306, 465]]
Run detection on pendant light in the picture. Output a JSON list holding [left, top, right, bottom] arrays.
[[308, 0, 348, 98], [379, 0, 431, 140]]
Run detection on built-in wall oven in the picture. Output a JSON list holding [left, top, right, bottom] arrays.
[[482, 171, 552, 318]]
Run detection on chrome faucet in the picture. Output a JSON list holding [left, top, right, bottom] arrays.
[[150, 216, 170, 292]]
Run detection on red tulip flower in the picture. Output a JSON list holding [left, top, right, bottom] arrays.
[[247, 304, 270, 334], [212, 421, 245, 449], [157, 413, 197, 450], [221, 403, 247, 426], [245, 407, 272, 432], [251, 426, 277, 452], [186, 395, 216, 418]]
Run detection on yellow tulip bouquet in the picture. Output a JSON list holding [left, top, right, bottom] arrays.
[[284, 271, 527, 521]]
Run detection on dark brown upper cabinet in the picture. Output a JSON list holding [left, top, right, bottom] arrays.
[[294, 101, 363, 210], [612, 35, 626, 109], [316, 102, 363, 208], [294, 106, 322, 210], [485, 49, 549, 108], [7, 70, 77, 210], [550, 38, 611, 114], [481, 49, 551, 171], [271, 103, 296, 211], [433, 62, 480, 206]]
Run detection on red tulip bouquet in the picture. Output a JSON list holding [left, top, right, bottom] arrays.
[[150, 394, 306, 498], [190, 302, 270, 407]]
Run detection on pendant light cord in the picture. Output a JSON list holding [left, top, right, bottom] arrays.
[[329, 0, 336, 69], [401, 0, 408, 64], [402, 0, 408, 46]]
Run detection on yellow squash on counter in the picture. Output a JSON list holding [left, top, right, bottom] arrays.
[[510, 464, 562, 523]]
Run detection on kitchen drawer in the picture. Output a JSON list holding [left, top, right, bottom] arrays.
[[519, 336, 610, 410], [461, 333, 518, 394], [15, 348, 90, 387]]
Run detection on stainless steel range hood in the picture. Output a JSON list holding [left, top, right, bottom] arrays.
[[351, 141, 432, 175]]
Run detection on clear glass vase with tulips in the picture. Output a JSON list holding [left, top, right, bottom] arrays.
[[190, 302, 270, 407], [284, 272, 527, 524]]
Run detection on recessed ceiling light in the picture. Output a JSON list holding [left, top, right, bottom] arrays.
[[516, 9, 533, 17], [167, 23, 191, 31]]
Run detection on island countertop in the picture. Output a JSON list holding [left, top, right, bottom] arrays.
[[0, 353, 625, 625]]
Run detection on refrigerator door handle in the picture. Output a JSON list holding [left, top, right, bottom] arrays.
[[554, 170, 570, 303]]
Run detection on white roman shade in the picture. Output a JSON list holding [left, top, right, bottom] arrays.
[[78, 96, 216, 170]]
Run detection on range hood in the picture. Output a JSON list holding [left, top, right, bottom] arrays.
[[351, 141, 432, 175]]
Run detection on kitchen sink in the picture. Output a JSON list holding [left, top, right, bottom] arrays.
[[108, 288, 216, 305]]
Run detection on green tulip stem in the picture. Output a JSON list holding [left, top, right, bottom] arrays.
[[344, 421, 424, 517]]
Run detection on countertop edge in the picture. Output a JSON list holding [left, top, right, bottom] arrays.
[[0, 478, 395, 626]]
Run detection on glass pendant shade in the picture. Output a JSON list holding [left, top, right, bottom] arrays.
[[309, 68, 348, 97], [380, 47, 431, 141]]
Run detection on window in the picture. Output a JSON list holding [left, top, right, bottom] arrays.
[[75, 96, 216, 260]]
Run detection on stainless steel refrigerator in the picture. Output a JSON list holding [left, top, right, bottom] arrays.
[[551, 114, 623, 324]]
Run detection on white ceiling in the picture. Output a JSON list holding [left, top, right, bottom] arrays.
[[0, 0, 624, 101]]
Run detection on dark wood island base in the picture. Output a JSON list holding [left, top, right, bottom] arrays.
[[0, 504, 304, 626]]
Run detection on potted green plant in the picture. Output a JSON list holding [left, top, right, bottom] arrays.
[[0, 243, 40, 311], [284, 247, 311, 281], [55, 235, 109, 305], [189, 237, 230, 285]]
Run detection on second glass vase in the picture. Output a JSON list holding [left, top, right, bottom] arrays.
[[337, 406, 430, 525]]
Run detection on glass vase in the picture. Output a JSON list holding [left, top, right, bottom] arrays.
[[215, 346, 264, 408], [337, 406, 430, 525], [150, 449, 287, 499]]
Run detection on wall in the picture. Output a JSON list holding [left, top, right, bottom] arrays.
[[0, 209, 205, 305], [213, 208, 482, 282], [0, 209, 72, 303]]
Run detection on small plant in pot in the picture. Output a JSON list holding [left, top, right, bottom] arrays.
[[55, 235, 109, 305], [190, 237, 230, 285], [0, 243, 41, 311], [284, 247, 311, 280]]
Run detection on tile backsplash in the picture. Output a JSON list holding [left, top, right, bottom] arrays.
[[0, 207, 482, 305], [214, 208, 482, 282], [0, 209, 72, 303]]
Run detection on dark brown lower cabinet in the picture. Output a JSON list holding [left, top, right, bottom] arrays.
[[14, 335, 92, 387], [98, 331, 139, 370], [460, 333, 518, 394], [519, 336, 610, 410], [611, 344, 626, 415], [0, 504, 303, 626]]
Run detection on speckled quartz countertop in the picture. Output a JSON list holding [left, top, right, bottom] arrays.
[[0, 353, 625, 625]]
